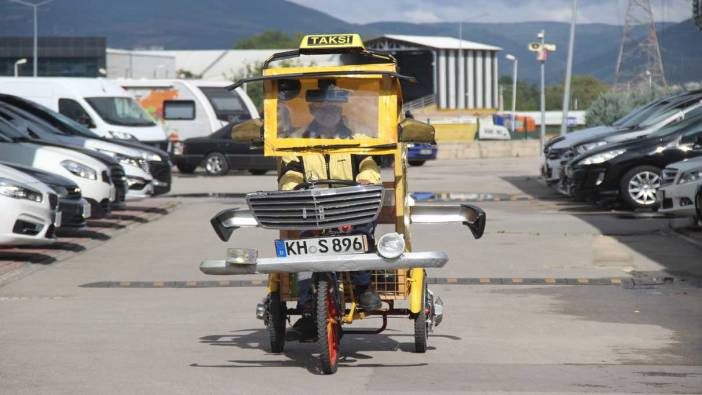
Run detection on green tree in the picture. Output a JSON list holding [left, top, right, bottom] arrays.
[[499, 75, 540, 111], [585, 85, 680, 127], [545, 75, 610, 111], [234, 31, 303, 49]]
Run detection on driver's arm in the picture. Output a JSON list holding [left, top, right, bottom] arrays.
[[355, 156, 381, 185], [278, 155, 304, 191]]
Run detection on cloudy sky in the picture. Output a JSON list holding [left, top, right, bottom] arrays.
[[288, 0, 692, 24]]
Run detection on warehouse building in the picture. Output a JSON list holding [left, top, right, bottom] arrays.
[[365, 35, 501, 110], [0, 37, 106, 77]]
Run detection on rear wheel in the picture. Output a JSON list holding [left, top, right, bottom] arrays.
[[409, 160, 426, 167], [204, 152, 229, 176], [176, 162, 197, 174], [267, 292, 286, 353], [249, 169, 268, 175], [619, 165, 661, 210], [316, 276, 340, 374]]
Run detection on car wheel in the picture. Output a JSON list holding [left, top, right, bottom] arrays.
[[249, 169, 268, 175], [619, 165, 661, 210], [204, 152, 229, 176], [409, 160, 426, 167], [176, 162, 197, 174]]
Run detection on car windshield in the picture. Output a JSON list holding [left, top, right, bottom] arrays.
[[3, 100, 99, 138], [648, 107, 702, 138], [0, 118, 25, 140], [276, 77, 380, 140], [85, 97, 156, 127]]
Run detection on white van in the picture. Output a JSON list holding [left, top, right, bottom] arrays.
[[117, 79, 259, 149], [0, 78, 168, 150]]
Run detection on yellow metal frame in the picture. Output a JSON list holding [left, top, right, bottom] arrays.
[[261, 41, 425, 322]]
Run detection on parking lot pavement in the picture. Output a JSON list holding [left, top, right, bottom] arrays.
[[1, 158, 701, 393]]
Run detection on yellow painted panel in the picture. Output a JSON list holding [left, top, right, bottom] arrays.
[[432, 123, 477, 142]]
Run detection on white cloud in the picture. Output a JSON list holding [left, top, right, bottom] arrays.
[[402, 9, 443, 23]]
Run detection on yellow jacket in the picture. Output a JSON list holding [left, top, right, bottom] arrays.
[[278, 153, 381, 190]]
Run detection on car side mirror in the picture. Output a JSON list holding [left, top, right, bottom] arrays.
[[78, 114, 95, 129], [398, 118, 435, 144], [232, 119, 263, 144]]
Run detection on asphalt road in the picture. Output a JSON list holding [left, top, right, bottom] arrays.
[[1, 157, 701, 394]]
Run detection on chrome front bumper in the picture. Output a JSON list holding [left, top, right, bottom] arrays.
[[200, 251, 449, 275]]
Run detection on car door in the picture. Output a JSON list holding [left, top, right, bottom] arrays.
[[219, 124, 261, 169], [679, 126, 702, 160]]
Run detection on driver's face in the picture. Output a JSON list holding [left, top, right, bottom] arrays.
[[310, 103, 342, 130]]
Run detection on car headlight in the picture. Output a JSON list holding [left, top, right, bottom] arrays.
[[576, 149, 626, 166], [61, 160, 97, 180], [678, 168, 702, 184], [0, 178, 43, 203], [143, 152, 162, 162], [376, 232, 405, 259], [97, 149, 148, 172], [107, 130, 137, 141], [575, 141, 607, 154]]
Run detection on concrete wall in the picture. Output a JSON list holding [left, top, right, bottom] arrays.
[[438, 140, 541, 159]]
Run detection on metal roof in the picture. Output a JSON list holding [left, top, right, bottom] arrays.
[[371, 34, 501, 51]]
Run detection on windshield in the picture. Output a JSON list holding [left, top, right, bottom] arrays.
[[0, 118, 25, 140], [199, 87, 251, 123], [276, 78, 380, 140], [85, 97, 156, 127], [648, 107, 702, 138], [3, 97, 99, 138]]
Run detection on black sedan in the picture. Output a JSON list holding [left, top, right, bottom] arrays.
[[566, 107, 702, 209], [175, 123, 275, 176], [2, 162, 89, 228]]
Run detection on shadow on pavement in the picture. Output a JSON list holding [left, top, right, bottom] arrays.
[[81, 221, 126, 229], [106, 214, 149, 223], [500, 175, 702, 280], [193, 328, 444, 374], [0, 251, 56, 264]]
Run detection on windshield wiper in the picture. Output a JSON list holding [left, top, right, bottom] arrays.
[[277, 143, 397, 151]]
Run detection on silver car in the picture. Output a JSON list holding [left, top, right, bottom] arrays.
[[657, 156, 702, 218]]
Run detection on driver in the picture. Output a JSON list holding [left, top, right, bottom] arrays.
[[278, 79, 383, 339]]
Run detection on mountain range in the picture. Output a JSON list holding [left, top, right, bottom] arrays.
[[1, 0, 700, 84]]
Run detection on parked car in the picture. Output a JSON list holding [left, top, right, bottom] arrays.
[[175, 122, 275, 175], [0, 99, 153, 200], [118, 79, 259, 152], [657, 156, 702, 219], [566, 106, 702, 209], [0, 94, 171, 196], [2, 162, 90, 228], [0, 119, 118, 217], [407, 143, 438, 166], [0, 77, 169, 150], [0, 163, 59, 246], [544, 90, 702, 187]]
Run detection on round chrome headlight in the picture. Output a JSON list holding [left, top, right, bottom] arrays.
[[376, 232, 405, 259]]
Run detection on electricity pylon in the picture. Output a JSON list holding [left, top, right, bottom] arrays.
[[614, 0, 666, 89]]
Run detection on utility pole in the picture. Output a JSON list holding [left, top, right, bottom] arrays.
[[529, 32, 556, 152], [560, 0, 577, 136], [505, 54, 518, 135], [614, 0, 666, 89], [8, 0, 54, 77]]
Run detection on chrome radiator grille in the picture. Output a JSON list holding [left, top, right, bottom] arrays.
[[246, 185, 384, 230]]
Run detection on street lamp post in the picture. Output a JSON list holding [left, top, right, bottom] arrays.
[[8, 0, 54, 77], [538, 30, 546, 152], [560, 0, 577, 137], [505, 54, 518, 136], [14, 58, 27, 77]]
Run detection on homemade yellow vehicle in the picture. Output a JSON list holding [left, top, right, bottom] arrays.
[[200, 34, 486, 374]]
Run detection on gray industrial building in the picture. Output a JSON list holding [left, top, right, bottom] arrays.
[[0, 37, 106, 77], [365, 35, 501, 110]]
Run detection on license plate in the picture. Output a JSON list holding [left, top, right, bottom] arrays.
[[82, 200, 92, 219], [54, 211, 62, 228], [275, 235, 368, 257], [420, 149, 433, 155]]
